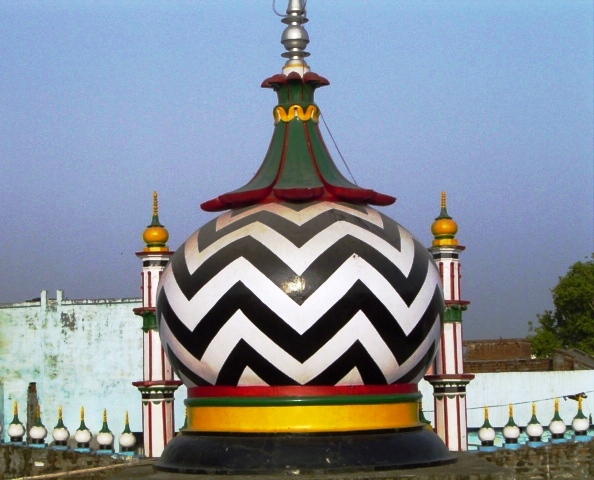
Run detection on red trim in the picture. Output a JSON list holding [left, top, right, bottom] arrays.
[[453, 323, 459, 374], [133, 306, 156, 315], [260, 71, 330, 89], [188, 385, 418, 398], [458, 263, 462, 301], [161, 345, 167, 380], [148, 330, 153, 380], [443, 395, 449, 447], [132, 380, 183, 387], [147, 404, 152, 457], [162, 401, 167, 447], [444, 300, 470, 307], [147, 273, 152, 308], [424, 374, 475, 382], [135, 251, 174, 258], [456, 395, 462, 450], [449, 262, 455, 300], [440, 332, 446, 373]]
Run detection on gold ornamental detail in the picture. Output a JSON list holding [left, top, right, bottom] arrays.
[[274, 105, 320, 124]]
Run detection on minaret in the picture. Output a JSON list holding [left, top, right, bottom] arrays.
[[132, 192, 182, 458], [425, 192, 474, 451]]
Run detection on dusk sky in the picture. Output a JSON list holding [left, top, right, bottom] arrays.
[[1, 1, 592, 340]]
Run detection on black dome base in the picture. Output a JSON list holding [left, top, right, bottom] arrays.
[[154, 428, 456, 475]]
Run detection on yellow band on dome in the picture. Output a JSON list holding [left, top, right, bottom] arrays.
[[274, 105, 319, 124], [186, 402, 419, 433]]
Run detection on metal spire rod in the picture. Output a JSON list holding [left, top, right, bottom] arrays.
[[280, 0, 310, 75]]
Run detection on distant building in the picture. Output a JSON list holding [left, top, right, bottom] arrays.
[[463, 339, 594, 373]]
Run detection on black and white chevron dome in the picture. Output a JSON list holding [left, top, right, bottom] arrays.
[[157, 201, 443, 387]]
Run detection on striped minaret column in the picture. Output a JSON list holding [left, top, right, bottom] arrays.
[[132, 192, 182, 458], [425, 192, 474, 451]]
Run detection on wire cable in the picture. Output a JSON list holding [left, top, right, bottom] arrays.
[[320, 113, 358, 185]]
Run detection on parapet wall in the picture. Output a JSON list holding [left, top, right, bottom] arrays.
[[476, 439, 594, 479], [1, 440, 593, 479], [0, 444, 141, 479]]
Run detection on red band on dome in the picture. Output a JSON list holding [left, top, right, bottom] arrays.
[[188, 384, 417, 398]]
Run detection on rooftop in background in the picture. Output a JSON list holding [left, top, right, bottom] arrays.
[[464, 338, 594, 373]]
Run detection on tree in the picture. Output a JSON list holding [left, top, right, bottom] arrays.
[[528, 255, 594, 358]]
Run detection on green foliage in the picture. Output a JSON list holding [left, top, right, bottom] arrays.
[[528, 255, 594, 357]]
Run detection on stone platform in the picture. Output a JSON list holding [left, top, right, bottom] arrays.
[[110, 454, 512, 480]]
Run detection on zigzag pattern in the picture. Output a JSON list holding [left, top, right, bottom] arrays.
[[157, 202, 443, 387]]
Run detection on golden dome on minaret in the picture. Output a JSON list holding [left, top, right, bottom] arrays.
[[431, 191, 458, 247], [142, 192, 169, 252]]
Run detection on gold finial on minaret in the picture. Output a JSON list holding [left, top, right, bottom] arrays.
[[554, 398, 559, 412], [508, 404, 513, 417], [142, 191, 169, 252], [103, 408, 108, 423], [13, 401, 18, 416], [532, 402, 536, 416], [80, 406, 85, 420], [483, 406, 489, 420], [431, 191, 458, 247]]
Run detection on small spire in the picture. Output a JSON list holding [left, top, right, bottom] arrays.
[[52, 406, 70, 445], [526, 402, 543, 442], [119, 411, 136, 451], [280, 0, 310, 75], [75, 406, 92, 449], [152, 191, 159, 217], [54, 406, 67, 430], [549, 397, 567, 439], [478, 406, 495, 447]]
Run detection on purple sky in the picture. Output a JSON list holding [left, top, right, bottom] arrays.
[[1, 1, 592, 340]]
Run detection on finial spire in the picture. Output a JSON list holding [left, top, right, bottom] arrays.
[[152, 191, 159, 218], [280, 0, 310, 75], [440, 191, 447, 210]]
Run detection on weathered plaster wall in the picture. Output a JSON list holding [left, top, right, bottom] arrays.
[[0, 290, 187, 448]]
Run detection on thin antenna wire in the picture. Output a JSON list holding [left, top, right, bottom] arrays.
[[272, 0, 284, 17], [273, 0, 309, 18], [320, 113, 358, 185]]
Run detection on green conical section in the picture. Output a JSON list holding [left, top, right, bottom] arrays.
[[202, 74, 395, 211], [480, 417, 493, 429], [505, 415, 518, 428], [528, 413, 540, 425], [54, 417, 66, 429]]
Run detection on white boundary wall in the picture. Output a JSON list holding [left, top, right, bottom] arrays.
[[420, 371, 594, 429]]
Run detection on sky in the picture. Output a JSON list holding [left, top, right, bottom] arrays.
[[1, 1, 592, 340]]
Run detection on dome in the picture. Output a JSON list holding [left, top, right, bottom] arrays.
[[157, 201, 443, 387], [143, 225, 169, 247]]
